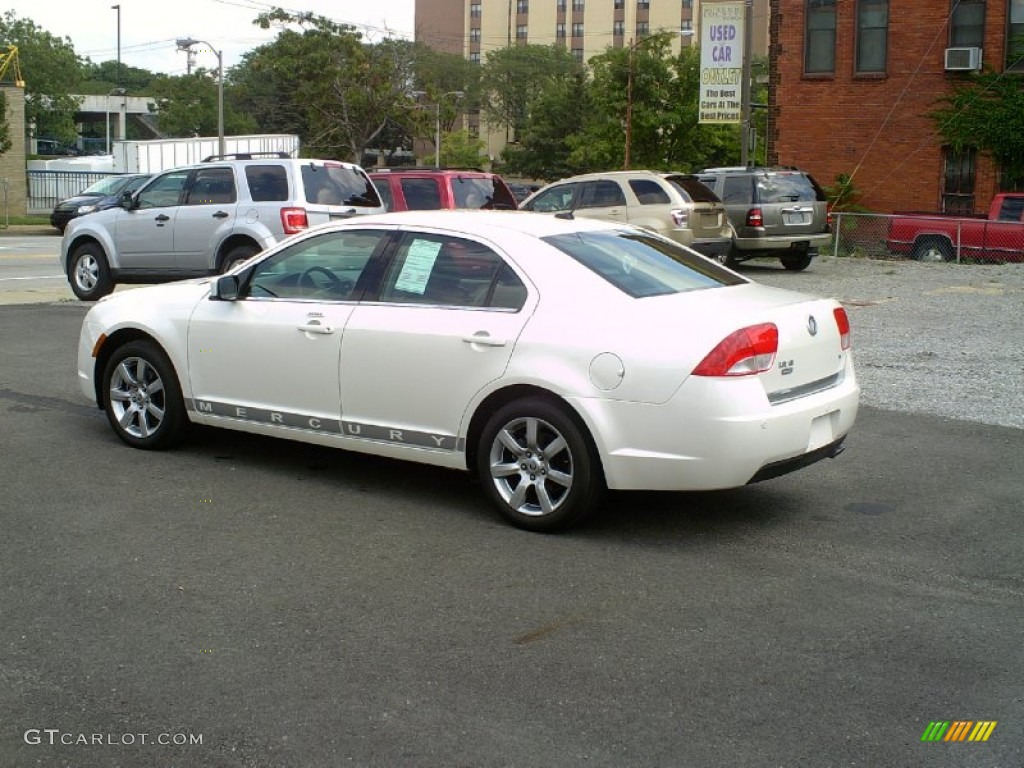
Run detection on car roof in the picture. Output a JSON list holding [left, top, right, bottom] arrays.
[[326, 209, 627, 238]]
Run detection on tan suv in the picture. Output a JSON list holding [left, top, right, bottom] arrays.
[[519, 170, 733, 259]]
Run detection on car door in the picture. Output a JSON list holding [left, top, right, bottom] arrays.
[[338, 230, 534, 452], [187, 227, 394, 431], [173, 166, 239, 272], [115, 169, 189, 268]]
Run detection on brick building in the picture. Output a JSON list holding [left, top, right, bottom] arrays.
[[0, 85, 27, 217], [415, 0, 770, 163], [769, 0, 1024, 214]]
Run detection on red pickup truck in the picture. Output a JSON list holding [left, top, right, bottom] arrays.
[[886, 192, 1024, 263]]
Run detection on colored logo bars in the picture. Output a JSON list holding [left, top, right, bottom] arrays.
[[921, 721, 997, 742]]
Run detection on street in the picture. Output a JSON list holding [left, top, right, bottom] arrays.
[[0, 293, 1021, 765]]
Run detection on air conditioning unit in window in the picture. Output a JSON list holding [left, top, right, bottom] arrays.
[[944, 47, 982, 71]]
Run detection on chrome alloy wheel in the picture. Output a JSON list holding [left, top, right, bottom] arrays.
[[74, 253, 100, 293], [108, 356, 167, 438], [488, 416, 574, 516]]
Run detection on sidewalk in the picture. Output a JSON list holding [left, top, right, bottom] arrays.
[[0, 224, 59, 236]]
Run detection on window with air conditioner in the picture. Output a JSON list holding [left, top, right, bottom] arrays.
[[944, 46, 982, 70]]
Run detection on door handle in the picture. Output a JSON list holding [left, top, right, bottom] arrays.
[[297, 323, 334, 335], [462, 331, 507, 347], [154, 214, 170, 222], [212, 211, 230, 219]]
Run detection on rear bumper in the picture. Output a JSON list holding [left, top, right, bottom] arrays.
[[690, 238, 732, 258], [733, 232, 832, 253]]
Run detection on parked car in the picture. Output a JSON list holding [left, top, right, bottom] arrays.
[[519, 170, 733, 259], [61, 153, 384, 301], [369, 167, 518, 212], [76, 210, 859, 532], [696, 166, 832, 271], [886, 192, 1024, 263], [50, 174, 152, 234], [506, 181, 542, 203]]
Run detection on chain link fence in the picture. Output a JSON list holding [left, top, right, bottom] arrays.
[[828, 211, 1024, 264]]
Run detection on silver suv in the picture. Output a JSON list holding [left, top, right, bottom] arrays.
[[519, 170, 733, 259], [696, 166, 831, 271], [61, 153, 385, 300]]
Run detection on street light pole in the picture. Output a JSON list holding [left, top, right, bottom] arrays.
[[740, 0, 754, 167], [176, 37, 225, 157]]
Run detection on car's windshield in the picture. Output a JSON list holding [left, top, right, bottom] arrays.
[[80, 176, 138, 196], [543, 230, 746, 298]]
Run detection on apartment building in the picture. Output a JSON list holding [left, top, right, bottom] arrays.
[[769, 0, 1024, 214], [415, 0, 770, 162]]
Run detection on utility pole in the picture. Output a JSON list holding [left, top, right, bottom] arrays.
[[740, 0, 753, 167]]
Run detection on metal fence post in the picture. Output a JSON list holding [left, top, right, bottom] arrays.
[[833, 212, 843, 258]]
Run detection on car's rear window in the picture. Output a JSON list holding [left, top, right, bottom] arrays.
[[302, 164, 381, 207], [628, 179, 672, 205], [665, 175, 721, 204], [246, 165, 289, 202], [756, 172, 824, 203], [543, 230, 745, 298]]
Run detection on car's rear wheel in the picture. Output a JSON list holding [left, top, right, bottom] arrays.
[[477, 397, 603, 532], [101, 340, 188, 450], [912, 237, 954, 263], [781, 251, 814, 271], [220, 243, 259, 273], [69, 242, 114, 300]]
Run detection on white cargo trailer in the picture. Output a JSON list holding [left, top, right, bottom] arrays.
[[112, 134, 300, 174]]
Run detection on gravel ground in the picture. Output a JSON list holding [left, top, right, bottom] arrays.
[[750, 255, 1024, 429]]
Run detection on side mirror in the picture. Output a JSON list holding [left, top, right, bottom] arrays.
[[119, 191, 135, 210], [210, 275, 239, 301]]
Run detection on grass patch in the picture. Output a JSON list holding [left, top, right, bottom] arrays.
[[1, 215, 52, 226]]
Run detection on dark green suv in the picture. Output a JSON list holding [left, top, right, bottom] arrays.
[[697, 167, 831, 271]]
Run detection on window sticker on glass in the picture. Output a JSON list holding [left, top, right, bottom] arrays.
[[395, 239, 443, 294]]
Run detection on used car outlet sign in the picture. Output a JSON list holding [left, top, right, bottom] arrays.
[[699, 1, 745, 125]]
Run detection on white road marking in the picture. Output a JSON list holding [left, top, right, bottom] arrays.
[[0, 275, 65, 281]]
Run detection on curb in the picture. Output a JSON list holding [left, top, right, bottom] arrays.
[[0, 225, 60, 237]]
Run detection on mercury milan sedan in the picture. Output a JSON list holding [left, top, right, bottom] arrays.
[[76, 210, 859, 531]]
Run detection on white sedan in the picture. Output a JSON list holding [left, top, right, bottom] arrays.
[[77, 210, 859, 531]]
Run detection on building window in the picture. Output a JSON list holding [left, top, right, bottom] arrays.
[[517, 0, 529, 13], [572, 0, 584, 10], [470, 2, 481, 17], [614, 0, 624, 8], [517, 24, 528, 39], [950, 0, 985, 48], [613, 20, 624, 36], [805, 0, 836, 74], [638, 0, 650, 8], [470, 28, 481, 42], [681, 19, 693, 32], [556, 22, 566, 38], [572, 22, 584, 37], [469, 51, 481, 64], [636, 21, 650, 37], [942, 147, 976, 214], [682, 0, 692, 7], [1009, 0, 1024, 71], [855, 0, 888, 73], [572, 47, 584, 61], [557, 0, 566, 10]]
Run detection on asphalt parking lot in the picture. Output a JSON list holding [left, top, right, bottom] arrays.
[[0, 235, 1022, 766]]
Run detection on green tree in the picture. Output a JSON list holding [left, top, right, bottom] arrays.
[[147, 71, 255, 138], [0, 11, 82, 144], [931, 71, 1024, 190], [0, 89, 11, 155], [78, 60, 156, 95], [441, 129, 486, 168]]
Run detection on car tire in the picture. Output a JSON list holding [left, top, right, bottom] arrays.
[[101, 340, 188, 450], [220, 243, 259, 273], [68, 242, 114, 301], [912, 237, 954, 263], [780, 251, 813, 271], [476, 397, 604, 532]]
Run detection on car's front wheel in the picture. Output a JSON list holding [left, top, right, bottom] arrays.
[[476, 397, 604, 532], [101, 340, 188, 450], [68, 242, 114, 300]]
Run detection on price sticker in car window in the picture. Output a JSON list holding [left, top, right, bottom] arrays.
[[395, 239, 442, 295]]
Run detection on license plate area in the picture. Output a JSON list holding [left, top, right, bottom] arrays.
[[807, 411, 838, 451], [783, 211, 811, 226]]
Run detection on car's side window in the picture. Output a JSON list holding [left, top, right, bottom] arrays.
[[579, 180, 627, 209], [378, 233, 515, 309], [246, 229, 391, 301], [399, 178, 443, 210], [629, 179, 672, 205], [721, 176, 754, 204], [245, 165, 290, 202], [525, 184, 575, 212], [135, 171, 190, 209], [184, 167, 237, 206], [373, 179, 395, 211]]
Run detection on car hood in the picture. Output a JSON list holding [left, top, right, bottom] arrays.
[[55, 193, 110, 209]]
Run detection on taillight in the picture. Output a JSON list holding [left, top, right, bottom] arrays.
[[746, 208, 764, 227], [692, 323, 779, 377], [281, 207, 309, 234], [833, 307, 851, 350], [670, 209, 688, 227]]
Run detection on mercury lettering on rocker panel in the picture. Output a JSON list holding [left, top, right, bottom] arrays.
[[190, 399, 462, 451]]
